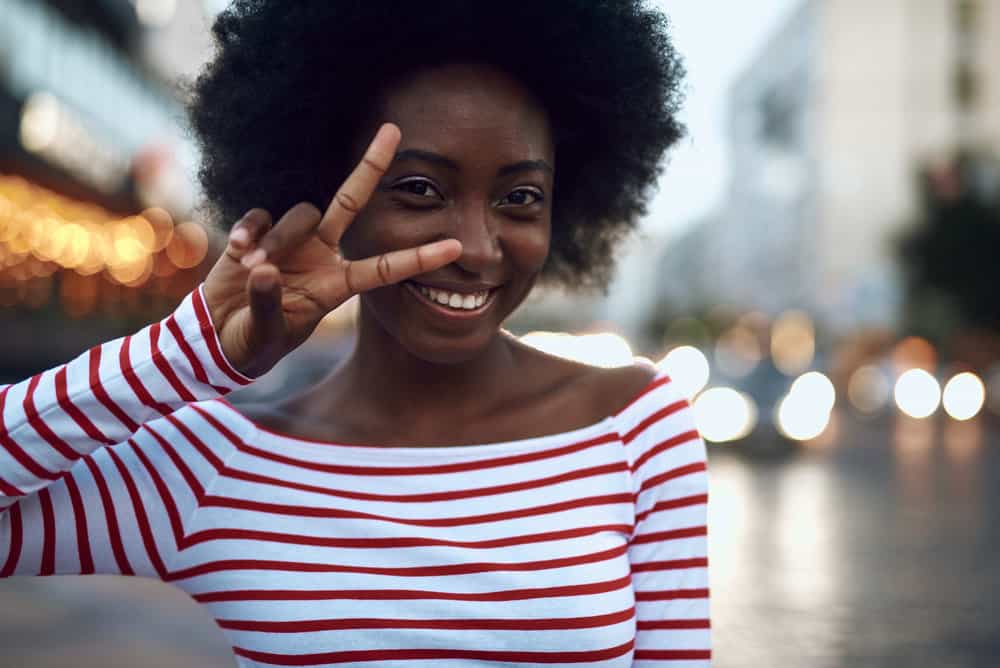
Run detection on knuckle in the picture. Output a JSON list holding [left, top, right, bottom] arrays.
[[335, 190, 361, 214], [377, 254, 391, 285], [362, 155, 389, 174], [343, 260, 357, 294]]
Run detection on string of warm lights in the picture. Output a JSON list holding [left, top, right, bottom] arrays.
[[0, 174, 211, 315]]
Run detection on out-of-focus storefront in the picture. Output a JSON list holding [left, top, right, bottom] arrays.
[[0, 0, 215, 379]]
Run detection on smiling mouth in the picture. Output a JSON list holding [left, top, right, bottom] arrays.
[[404, 281, 497, 316]]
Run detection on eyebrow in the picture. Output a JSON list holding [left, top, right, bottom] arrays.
[[392, 149, 553, 177]]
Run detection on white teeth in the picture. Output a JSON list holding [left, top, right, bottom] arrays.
[[412, 282, 492, 311]]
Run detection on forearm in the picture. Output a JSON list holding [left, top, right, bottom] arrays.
[[0, 284, 251, 506]]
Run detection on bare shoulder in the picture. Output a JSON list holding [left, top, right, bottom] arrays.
[[507, 336, 658, 423], [577, 359, 659, 418]]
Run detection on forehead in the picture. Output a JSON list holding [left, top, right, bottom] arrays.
[[379, 63, 554, 164]]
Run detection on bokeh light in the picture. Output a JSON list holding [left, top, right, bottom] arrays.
[[776, 391, 831, 441], [165, 221, 209, 269], [941, 372, 985, 421], [774, 371, 834, 441], [0, 175, 203, 314], [892, 336, 936, 374], [789, 371, 836, 414], [142, 207, 175, 251], [714, 325, 762, 378], [692, 387, 757, 443], [520, 331, 634, 368], [771, 310, 815, 376], [19, 92, 61, 153], [847, 364, 892, 414], [894, 368, 941, 419], [658, 345, 710, 399]]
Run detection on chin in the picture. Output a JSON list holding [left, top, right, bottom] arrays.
[[359, 282, 526, 366]]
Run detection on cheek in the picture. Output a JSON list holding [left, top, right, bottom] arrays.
[[503, 223, 551, 273]]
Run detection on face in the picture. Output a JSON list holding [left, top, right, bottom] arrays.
[[340, 63, 555, 364]]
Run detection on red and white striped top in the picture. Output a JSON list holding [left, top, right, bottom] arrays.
[[0, 285, 711, 667]]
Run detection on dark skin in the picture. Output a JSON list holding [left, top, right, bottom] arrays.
[[206, 63, 655, 447]]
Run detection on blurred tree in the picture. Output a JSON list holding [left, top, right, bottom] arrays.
[[896, 151, 1000, 348]]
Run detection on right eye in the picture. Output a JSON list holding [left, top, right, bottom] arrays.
[[391, 177, 443, 200]]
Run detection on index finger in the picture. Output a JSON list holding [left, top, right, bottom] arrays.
[[317, 122, 400, 248]]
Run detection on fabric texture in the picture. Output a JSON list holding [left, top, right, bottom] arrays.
[[0, 285, 711, 667]]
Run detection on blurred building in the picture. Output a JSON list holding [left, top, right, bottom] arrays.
[[656, 215, 717, 315], [701, 0, 1000, 335], [0, 0, 221, 378], [0, 0, 202, 211]]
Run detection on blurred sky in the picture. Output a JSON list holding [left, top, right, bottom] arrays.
[[647, 0, 801, 239]]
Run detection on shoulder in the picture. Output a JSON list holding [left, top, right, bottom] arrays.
[[508, 335, 659, 419], [577, 359, 661, 420], [493, 336, 670, 437]]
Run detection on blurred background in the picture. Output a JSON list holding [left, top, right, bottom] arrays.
[[1, 0, 998, 666]]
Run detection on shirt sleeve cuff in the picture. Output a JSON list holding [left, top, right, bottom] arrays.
[[162, 283, 256, 392]]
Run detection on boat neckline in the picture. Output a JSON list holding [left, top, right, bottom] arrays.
[[214, 398, 622, 457]]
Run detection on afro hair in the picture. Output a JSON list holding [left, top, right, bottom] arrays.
[[188, 0, 685, 290]]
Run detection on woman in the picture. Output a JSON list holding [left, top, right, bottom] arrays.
[[1, 1, 710, 665]]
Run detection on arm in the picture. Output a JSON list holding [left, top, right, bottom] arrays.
[[619, 373, 712, 666], [0, 123, 461, 578], [1, 285, 253, 577]]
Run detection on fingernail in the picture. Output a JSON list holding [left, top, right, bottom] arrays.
[[230, 227, 249, 245], [242, 248, 266, 268], [437, 239, 462, 255]]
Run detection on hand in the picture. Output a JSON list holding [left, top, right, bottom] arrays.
[[202, 123, 462, 379]]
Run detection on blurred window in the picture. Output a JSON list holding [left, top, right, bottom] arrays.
[[953, 0, 980, 110], [757, 87, 798, 149]]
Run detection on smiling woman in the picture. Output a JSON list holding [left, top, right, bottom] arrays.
[[1, 2, 711, 667], [335, 64, 555, 366]]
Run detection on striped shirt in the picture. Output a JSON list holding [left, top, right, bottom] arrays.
[[0, 285, 711, 667]]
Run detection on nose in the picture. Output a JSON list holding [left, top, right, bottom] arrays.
[[451, 200, 501, 273]]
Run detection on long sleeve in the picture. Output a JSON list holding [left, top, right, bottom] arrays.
[[0, 284, 253, 577], [617, 371, 712, 666]]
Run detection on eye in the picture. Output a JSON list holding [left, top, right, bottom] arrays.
[[391, 177, 443, 200], [497, 187, 544, 207]]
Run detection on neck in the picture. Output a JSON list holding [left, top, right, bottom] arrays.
[[336, 303, 518, 420]]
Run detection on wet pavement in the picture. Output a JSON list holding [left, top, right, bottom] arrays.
[[709, 411, 1000, 667], [1, 410, 998, 667]]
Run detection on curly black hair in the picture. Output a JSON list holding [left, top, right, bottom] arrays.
[[188, 0, 685, 290]]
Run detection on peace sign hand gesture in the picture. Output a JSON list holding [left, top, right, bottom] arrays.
[[202, 123, 461, 379]]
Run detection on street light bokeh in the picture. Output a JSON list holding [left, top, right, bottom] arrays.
[[894, 368, 942, 419]]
